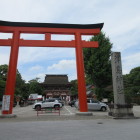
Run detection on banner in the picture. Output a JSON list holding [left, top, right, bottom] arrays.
[[2, 95, 10, 111]]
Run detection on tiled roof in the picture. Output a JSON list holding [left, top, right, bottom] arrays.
[[44, 74, 69, 84]]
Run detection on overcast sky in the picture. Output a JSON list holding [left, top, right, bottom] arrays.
[[0, 0, 140, 82]]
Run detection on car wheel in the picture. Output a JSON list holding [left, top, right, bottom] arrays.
[[35, 105, 41, 111], [54, 105, 60, 110], [101, 107, 106, 111]]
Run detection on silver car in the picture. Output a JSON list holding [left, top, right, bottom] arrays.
[[75, 99, 108, 111], [33, 99, 62, 110]]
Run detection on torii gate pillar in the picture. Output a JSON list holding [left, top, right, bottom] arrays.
[[2, 31, 20, 114], [75, 32, 87, 112]]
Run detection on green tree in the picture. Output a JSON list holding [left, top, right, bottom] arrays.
[[70, 79, 78, 95], [0, 64, 27, 100], [15, 70, 29, 99], [84, 32, 113, 101], [28, 78, 43, 95], [0, 64, 8, 100], [0, 64, 8, 81], [123, 66, 140, 104], [0, 78, 6, 100]]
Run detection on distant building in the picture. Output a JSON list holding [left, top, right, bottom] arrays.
[[28, 93, 43, 101], [28, 93, 43, 104], [41, 75, 71, 101]]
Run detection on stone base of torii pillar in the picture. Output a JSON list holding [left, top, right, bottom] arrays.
[[0, 114, 17, 118]]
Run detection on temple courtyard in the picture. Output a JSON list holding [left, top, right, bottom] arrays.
[[0, 105, 140, 121]]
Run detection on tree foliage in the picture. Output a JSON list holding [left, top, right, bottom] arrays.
[[0, 64, 8, 100], [0, 77, 6, 100], [28, 78, 44, 95], [83, 32, 113, 101], [0, 64, 44, 100], [70, 79, 78, 95], [15, 71, 28, 98], [123, 66, 140, 103], [0, 64, 8, 81], [0, 64, 28, 100]]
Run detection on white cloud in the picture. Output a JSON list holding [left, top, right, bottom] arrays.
[[47, 59, 76, 72], [0, 53, 9, 65], [69, 73, 77, 82], [46, 59, 77, 81], [36, 73, 46, 82], [122, 52, 140, 74], [0, 47, 10, 65], [18, 47, 75, 64], [29, 65, 43, 71], [0, 33, 12, 39], [20, 59, 77, 82]]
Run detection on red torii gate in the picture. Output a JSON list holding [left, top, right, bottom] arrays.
[[0, 20, 103, 115]]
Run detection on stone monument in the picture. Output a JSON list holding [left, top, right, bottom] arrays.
[[109, 52, 134, 118]]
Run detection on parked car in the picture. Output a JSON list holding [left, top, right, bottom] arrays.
[[75, 98, 108, 111], [54, 98, 65, 106], [33, 98, 62, 111], [68, 100, 76, 107]]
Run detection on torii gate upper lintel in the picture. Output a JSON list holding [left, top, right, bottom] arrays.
[[0, 20, 103, 114]]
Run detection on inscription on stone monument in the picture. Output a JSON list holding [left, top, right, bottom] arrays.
[[111, 52, 125, 105]]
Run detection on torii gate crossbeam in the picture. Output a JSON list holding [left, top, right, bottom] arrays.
[[0, 20, 103, 115]]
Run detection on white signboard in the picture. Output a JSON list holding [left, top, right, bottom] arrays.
[[2, 95, 10, 111], [29, 94, 38, 100]]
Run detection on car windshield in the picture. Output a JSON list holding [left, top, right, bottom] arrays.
[[42, 101, 46, 103], [91, 100, 99, 103], [45, 99, 57, 102], [87, 99, 99, 103]]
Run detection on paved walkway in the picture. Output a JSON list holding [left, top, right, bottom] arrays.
[[0, 106, 140, 140], [0, 119, 140, 140]]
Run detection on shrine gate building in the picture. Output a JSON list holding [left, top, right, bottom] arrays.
[[41, 74, 71, 100]]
